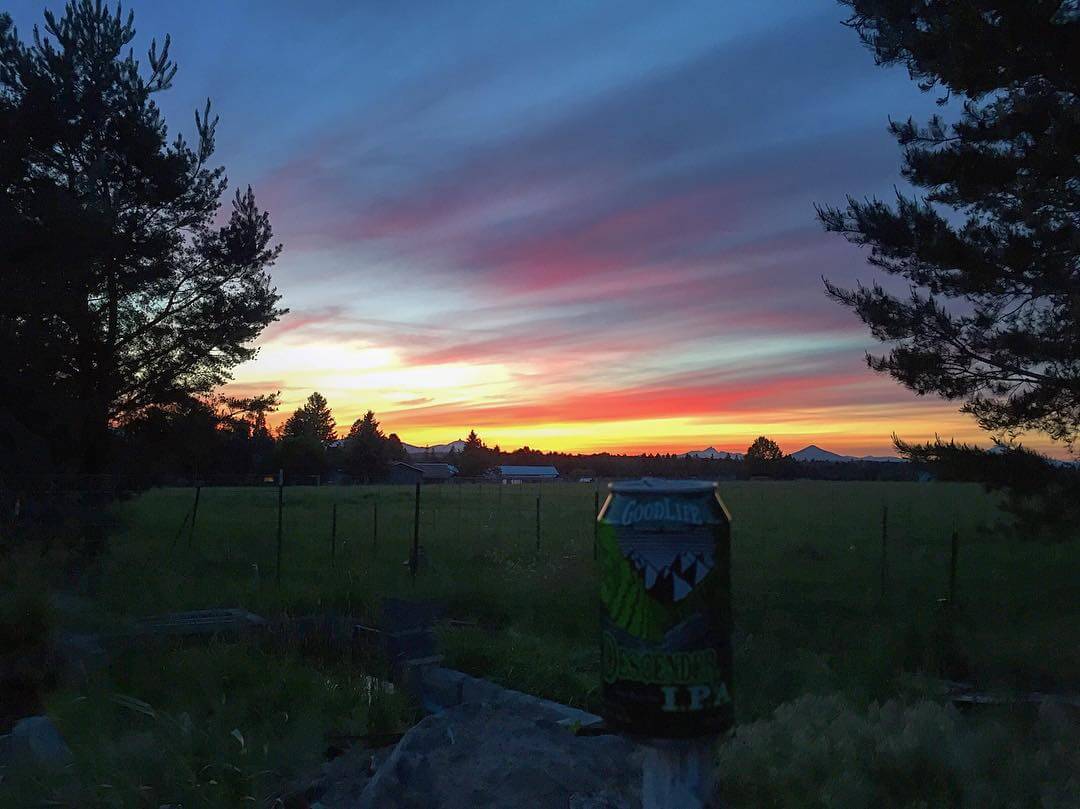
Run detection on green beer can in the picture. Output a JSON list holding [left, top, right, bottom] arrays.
[[597, 478, 733, 737]]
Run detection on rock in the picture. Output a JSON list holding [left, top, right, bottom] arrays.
[[569, 792, 634, 809], [418, 667, 603, 731], [4, 716, 74, 770], [325, 701, 643, 809]]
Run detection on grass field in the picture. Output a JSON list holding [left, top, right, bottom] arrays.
[[95, 480, 1078, 716], [6, 479, 1078, 806]]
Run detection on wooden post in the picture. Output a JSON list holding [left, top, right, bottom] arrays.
[[373, 500, 378, 553], [593, 489, 600, 560], [275, 481, 284, 587], [535, 495, 541, 552], [879, 504, 888, 602], [187, 485, 201, 548], [948, 528, 959, 604], [411, 482, 421, 581], [172, 509, 191, 550], [330, 503, 338, 563]]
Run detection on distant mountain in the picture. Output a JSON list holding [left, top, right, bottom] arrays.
[[396, 438, 903, 463], [403, 439, 466, 456], [790, 445, 851, 462], [790, 445, 902, 463], [683, 447, 744, 460]]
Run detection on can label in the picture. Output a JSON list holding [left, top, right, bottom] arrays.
[[599, 489, 732, 736]]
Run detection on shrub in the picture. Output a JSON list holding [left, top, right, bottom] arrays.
[[715, 694, 1079, 808]]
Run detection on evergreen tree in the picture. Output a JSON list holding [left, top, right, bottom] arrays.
[[895, 435, 1079, 542], [817, 1, 1080, 450], [281, 392, 336, 444], [303, 392, 337, 444], [119, 391, 279, 482], [386, 432, 407, 462], [345, 410, 390, 482], [463, 430, 485, 453], [0, 3, 285, 471], [459, 429, 492, 477], [273, 433, 326, 479]]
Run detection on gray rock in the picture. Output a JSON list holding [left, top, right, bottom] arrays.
[[5, 716, 74, 770], [419, 666, 603, 730], [570, 792, 634, 809], [331, 701, 642, 809]]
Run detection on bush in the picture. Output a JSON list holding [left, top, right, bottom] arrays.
[[715, 694, 1079, 808]]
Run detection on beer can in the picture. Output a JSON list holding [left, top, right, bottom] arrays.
[[597, 478, 733, 737]]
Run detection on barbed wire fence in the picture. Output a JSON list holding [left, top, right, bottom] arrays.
[[1, 474, 971, 613]]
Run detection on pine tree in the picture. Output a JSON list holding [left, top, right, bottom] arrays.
[[0, 3, 286, 471], [304, 392, 337, 444], [345, 410, 389, 482], [459, 429, 492, 477], [817, 1, 1080, 450], [281, 392, 336, 444], [463, 430, 485, 453], [386, 432, 407, 462]]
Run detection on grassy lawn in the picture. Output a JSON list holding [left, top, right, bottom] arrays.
[[5, 480, 1077, 806], [96, 480, 1078, 712]]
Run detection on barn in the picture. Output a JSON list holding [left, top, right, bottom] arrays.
[[496, 464, 560, 483], [387, 461, 458, 485]]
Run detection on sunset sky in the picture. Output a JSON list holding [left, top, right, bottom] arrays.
[[9, 0, 1057, 456]]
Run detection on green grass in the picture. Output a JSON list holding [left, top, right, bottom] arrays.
[[6, 480, 1077, 807], [95, 480, 1079, 712], [2, 641, 413, 808]]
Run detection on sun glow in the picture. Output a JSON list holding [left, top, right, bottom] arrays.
[[227, 333, 1061, 456]]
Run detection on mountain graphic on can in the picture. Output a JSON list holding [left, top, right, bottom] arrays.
[[597, 478, 733, 737]]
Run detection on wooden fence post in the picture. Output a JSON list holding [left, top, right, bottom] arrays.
[[879, 505, 889, 602], [593, 489, 600, 560], [275, 481, 284, 587], [330, 503, 338, 563], [187, 485, 201, 548], [172, 509, 191, 550], [373, 500, 378, 553], [948, 529, 959, 604], [535, 496, 541, 551], [411, 482, 421, 581]]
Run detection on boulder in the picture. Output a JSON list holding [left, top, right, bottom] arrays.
[[3, 716, 74, 771], [324, 701, 643, 809]]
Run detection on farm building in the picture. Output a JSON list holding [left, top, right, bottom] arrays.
[[496, 464, 560, 483], [387, 461, 458, 485]]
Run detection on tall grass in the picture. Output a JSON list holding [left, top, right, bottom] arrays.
[[97, 481, 1079, 714], [1, 641, 415, 807]]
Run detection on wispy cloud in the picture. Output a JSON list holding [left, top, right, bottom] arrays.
[[160, 0, 1047, 454]]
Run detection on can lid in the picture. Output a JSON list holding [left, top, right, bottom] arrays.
[[609, 477, 718, 494]]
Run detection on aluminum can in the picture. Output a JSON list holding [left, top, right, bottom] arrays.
[[597, 478, 732, 737]]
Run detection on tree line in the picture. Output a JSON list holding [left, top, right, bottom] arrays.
[[109, 391, 934, 486], [113, 391, 407, 484]]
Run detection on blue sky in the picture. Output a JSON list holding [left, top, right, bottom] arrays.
[[7, 0, 1021, 455]]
